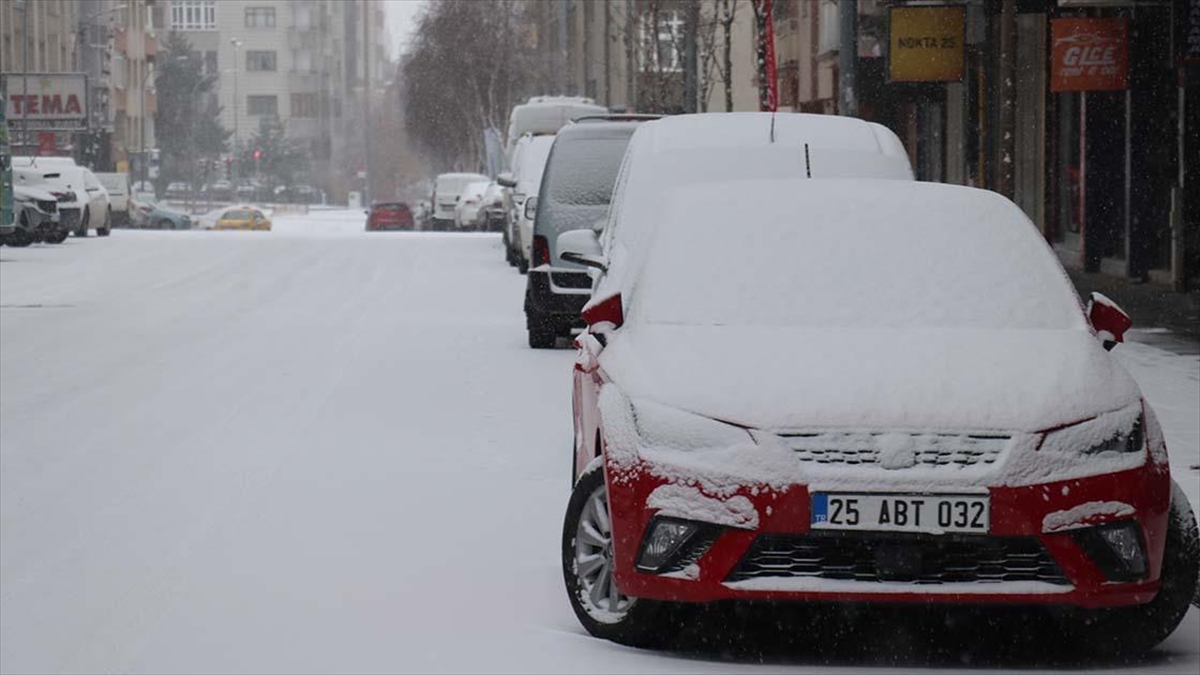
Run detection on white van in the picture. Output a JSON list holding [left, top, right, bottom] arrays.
[[499, 134, 555, 272], [96, 172, 131, 225], [431, 172, 490, 230], [504, 96, 607, 160]]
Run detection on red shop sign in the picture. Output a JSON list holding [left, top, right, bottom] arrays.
[[1050, 18, 1129, 92]]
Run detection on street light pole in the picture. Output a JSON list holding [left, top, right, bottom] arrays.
[[230, 38, 243, 185]]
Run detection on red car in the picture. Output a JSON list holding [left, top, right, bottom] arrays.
[[559, 179, 1198, 653], [365, 202, 414, 231]]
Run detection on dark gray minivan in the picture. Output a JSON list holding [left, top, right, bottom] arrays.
[[523, 119, 648, 348]]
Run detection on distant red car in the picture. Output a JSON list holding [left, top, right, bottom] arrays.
[[366, 202, 414, 231]]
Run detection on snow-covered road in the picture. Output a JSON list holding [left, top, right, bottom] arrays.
[[2, 210, 1197, 673]]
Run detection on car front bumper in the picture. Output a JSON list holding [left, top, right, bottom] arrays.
[[605, 449, 1170, 610]]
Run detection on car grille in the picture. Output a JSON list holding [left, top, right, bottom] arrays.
[[777, 431, 1008, 467], [550, 271, 592, 289], [58, 208, 81, 229], [726, 533, 1069, 585]]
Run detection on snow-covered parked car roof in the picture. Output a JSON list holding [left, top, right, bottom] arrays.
[[596, 178, 1139, 434]]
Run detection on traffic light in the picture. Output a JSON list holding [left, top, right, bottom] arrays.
[[253, 149, 262, 161]]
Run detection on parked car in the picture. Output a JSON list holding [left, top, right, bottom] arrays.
[[365, 202, 414, 231], [13, 165, 82, 238], [559, 177, 1198, 654], [13, 158, 111, 236], [214, 206, 271, 231], [482, 182, 506, 232], [95, 172, 131, 225], [430, 173, 489, 230], [5, 184, 65, 246], [453, 180, 491, 231], [165, 181, 192, 200], [497, 134, 555, 272], [207, 180, 234, 202], [523, 120, 644, 348], [133, 199, 192, 230]]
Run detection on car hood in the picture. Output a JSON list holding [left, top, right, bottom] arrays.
[[599, 325, 1140, 433], [13, 185, 57, 201]]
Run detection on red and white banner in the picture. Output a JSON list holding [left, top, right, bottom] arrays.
[[757, 0, 778, 111]]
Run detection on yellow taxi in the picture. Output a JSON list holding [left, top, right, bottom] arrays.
[[214, 206, 272, 231]]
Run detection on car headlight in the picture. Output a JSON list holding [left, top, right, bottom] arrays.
[[630, 398, 752, 451], [1040, 405, 1144, 455]]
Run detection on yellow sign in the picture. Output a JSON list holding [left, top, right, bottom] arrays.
[[116, 160, 129, 173], [889, 6, 966, 82]]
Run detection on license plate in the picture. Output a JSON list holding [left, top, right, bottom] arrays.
[[811, 493, 989, 534]]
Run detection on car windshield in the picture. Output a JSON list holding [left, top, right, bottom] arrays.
[[224, 210, 252, 220], [636, 180, 1085, 330], [543, 137, 630, 207]]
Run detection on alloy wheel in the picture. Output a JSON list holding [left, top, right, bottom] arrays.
[[573, 483, 636, 621]]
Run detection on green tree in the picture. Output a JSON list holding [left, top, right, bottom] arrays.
[[155, 33, 230, 187], [239, 115, 309, 189]]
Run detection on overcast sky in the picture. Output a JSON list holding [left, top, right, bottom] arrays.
[[384, 0, 426, 59]]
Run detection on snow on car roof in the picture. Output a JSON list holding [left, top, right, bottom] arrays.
[[631, 178, 1084, 331], [641, 112, 908, 157]]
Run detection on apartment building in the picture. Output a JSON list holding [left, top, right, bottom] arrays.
[[530, 0, 758, 114], [1, 0, 81, 152], [163, 0, 389, 199]]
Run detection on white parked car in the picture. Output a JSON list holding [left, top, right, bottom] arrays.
[[13, 157, 111, 236], [497, 134, 555, 273], [431, 172, 489, 231], [453, 180, 491, 231]]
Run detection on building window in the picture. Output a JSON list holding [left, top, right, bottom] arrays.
[[291, 93, 318, 118], [638, 11, 683, 72], [245, 7, 276, 28], [294, 4, 312, 29], [245, 51, 277, 71], [170, 0, 216, 31], [247, 95, 278, 116]]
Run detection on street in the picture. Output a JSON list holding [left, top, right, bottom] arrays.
[[2, 210, 1198, 674]]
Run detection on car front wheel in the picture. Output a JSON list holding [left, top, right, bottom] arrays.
[[98, 209, 112, 236], [562, 461, 679, 648], [1061, 479, 1199, 655], [75, 208, 89, 237]]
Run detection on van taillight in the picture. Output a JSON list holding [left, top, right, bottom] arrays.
[[533, 235, 550, 267]]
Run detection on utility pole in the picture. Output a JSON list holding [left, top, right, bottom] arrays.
[[837, 0, 857, 117], [625, 0, 636, 111], [20, 0, 30, 153], [997, 0, 1016, 199], [683, 0, 698, 113], [362, 0, 371, 205]]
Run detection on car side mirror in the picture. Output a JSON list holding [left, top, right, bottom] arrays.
[[1087, 292, 1132, 351], [524, 196, 538, 221], [557, 229, 606, 272], [364, 209, 370, 215], [496, 172, 516, 188]]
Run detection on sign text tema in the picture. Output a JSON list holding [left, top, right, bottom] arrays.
[[0, 73, 88, 130]]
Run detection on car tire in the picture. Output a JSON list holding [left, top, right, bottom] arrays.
[[98, 209, 112, 236], [562, 461, 681, 649], [47, 229, 69, 244], [517, 256, 529, 275], [156, 219, 172, 230], [1062, 480, 1199, 655], [75, 208, 89, 237]]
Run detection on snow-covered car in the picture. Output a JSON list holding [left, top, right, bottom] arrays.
[[165, 181, 191, 200], [430, 172, 489, 231], [453, 180, 491, 231], [497, 134, 555, 272], [4, 184, 65, 245], [523, 120, 642, 348], [504, 95, 607, 158], [13, 158, 111, 236], [560, 178, 1198, 654], [133, 200, 191, 230], [481, 182, 506, 231]]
